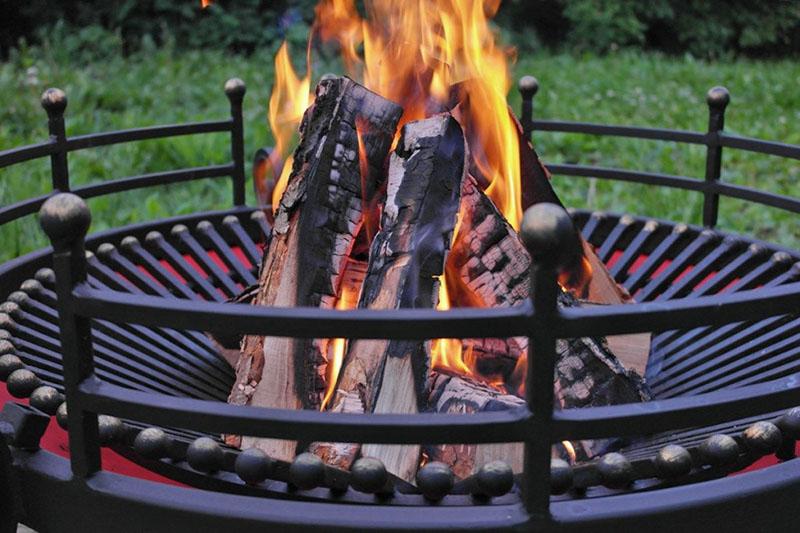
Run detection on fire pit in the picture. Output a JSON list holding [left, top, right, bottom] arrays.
[[1, 70, 799, 531]]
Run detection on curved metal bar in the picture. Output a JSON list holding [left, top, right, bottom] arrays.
[[0, 193, 51, 226], [71, 284, 533, 339], [557, 282, 800, 338], [0, 141, 55, 168], [63, 121, 233, 152], [552, 372, 800, 440], [720, 133, 800, 160], [78, 378, 532, 444], [72, 164, 235, 199], [715, 181, 800, 213], [546, 164, 706, 192], [530, 120, 708, 145]]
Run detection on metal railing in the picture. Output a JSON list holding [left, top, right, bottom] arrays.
[[2, 76, 800, 525]]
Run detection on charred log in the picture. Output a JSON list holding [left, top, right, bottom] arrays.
[[226, 77, 402, 461], [313, 114, 467, 481]]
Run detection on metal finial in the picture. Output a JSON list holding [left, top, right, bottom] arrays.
[[0, 353, 24, 380], [133, 427, 169, 460], [29, 386, 64, 415], [597, 452, 633, 489], [39, 193, 91, 248], [224, 78, 246, 101], [520, 202, 581, 268], [7, 368, 42, 398], [742, 421, 782, 454], [706, 86, 730, 110], [518, 75, 539, 98], [550, 458, 573, 494], [40, 88, 67, 116], [699, 434, 739, 466]]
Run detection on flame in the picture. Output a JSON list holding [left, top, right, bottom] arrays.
[[562, 441, 577, 463], [268, 42, 312, 210], [266, 0, 526, 391], [201, 0, 212, 8], [321, 262, 363, 410]]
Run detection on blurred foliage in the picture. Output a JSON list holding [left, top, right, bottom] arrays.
[[3, 1, 800, 59]]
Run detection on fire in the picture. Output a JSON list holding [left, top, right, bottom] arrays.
[[259, 0, 525, 390], [267, 42, 312, 210], [321, 261, 363, 410]]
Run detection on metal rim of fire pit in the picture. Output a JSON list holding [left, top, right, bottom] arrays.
[[0, 76, 799, 531]]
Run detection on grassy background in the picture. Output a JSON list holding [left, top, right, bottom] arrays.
[[1, 41, 798, 263]]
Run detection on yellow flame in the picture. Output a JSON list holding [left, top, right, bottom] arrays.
[[269, 0, 525, 389], [268, 42, 312, 210], [562, 441, 577, 463], [321, 266, 362, 410]]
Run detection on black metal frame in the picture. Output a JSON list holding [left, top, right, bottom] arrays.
[[1, 76, 799, 532]]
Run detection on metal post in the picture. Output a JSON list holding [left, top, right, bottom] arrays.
[[519, 202, 574, 521], [39, 193, 100, 478], [702, 86, 730, 228], [225, 78, 247, 207], [41, 88, 70, 192], [518, 75, 539, 143]]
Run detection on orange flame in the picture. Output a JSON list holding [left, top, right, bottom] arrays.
[[321, 261, 363, 410], [201, 0, 212, 8], [268, 42, 312, 210], [268, 0, 525, 388]]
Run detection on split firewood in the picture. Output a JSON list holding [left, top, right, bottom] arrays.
[[312, 113, 468, 482], [226, 77, 402, 461], [425, 371, 526, 479]]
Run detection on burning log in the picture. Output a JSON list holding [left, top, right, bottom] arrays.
[[425, 371, 526, 479], [227, 77, 402, 460], [313, 113, 468, 482]]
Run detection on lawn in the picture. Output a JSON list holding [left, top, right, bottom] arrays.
[[1, 38, 798, 263]]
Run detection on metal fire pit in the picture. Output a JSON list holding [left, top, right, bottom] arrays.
[[1, 76, 799, 532]]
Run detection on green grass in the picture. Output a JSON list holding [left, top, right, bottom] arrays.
[[1, 42, 799, 263]]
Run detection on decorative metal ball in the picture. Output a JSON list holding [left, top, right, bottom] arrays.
[[234, 447, 274, 485], [39, 193, 91, 246], [706, 86, 730, 109], [742, 421, 782, 455], [41, 88, 67, 115], [7, 291, 30, 307], [289, 452, 326, 490], [222, 215, 240, 228], [350, 457, 388, 494], [170, 224, 189, 237], [97, 415, 124, 445], [35, 268, 56, 286], [133, 427, 169, 460], [474, 460, 514, 498], [144, 231, 164, 247], [224, 78, 246, 100], [550, 458, 573, 495], [0, 301, 23, 320], [29, 386, 64, 415], [416, 461, 454, 501], [777, 407, 800, 440], [518, 75, 539, 97], [520, 203, 579, 268], [699, 434, 739, 467], [56, 402, 69, 429], [0, 330, 9, 341], [120, 236, 140, 252], [597, 453, 633, 489], [0, 353, 23, 380], [196, 220, 214, 232], [95, 243, 116, 260], [7, 368, 42, 398], [0, 313, 17, 332], [186, 437, 225, 473], [20, 279, 44, 296], [654, 444, 692, 479]]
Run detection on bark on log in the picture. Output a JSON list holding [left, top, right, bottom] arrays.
[[425, 371, 526, 479], [312, 114, 467, 481], [226, 77, 402, 460]]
